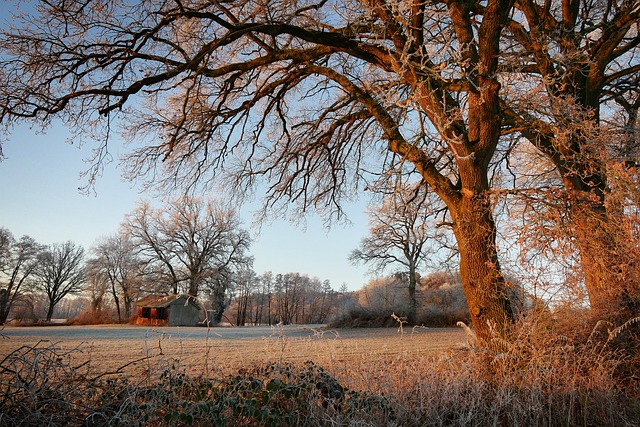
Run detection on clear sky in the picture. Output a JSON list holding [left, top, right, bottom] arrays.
[[0, 123, 373, 291], [0, 2, 374, 292]]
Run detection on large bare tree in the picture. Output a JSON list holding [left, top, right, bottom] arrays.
[[123, 196, 252, 299], [33, 241, 86, 322], [0, 0, 519, 340], [503, 0, 640, 319], [0, 228, 42, 324]]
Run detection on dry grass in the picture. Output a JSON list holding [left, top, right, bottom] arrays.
[[0, 322, 638, 426], [0, 326, 465, 376]]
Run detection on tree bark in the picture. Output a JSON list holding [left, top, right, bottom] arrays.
[[451, 191, 514, 341], [111, 284, 122, 322], [212, 280, 228, 325], [45, 303, 55, 322], [408, 265, 418, 325], [0, 290, 10, 324], [123, 295, 132, 318], [188, 279, 198, 298]]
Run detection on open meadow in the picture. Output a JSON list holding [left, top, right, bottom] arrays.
[[0, 325, 466, 375]]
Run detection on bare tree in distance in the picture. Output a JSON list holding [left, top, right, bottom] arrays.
[[0, 0, 519, 340], [124, 201, 180, 294], [350, 180, 452, 324], [0, 228, 43, 324], [84, 258, 109, 315], [33, 241, 86, 322], [123, 196, 252, 302], [233, 268, 258, 326], [228, 271, 337, 326], [88, 233, 143, 321]]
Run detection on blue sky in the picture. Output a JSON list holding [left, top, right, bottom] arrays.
[[0, 2, 372, 291], [0, 123, 372, 290]]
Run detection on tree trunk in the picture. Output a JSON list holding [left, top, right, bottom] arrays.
[[451, 191, 514, 341], [212, 280, 228, 325], [444, 74, 514, 341], [112, 284, 122, 322], [188, 278, 198, 297], [548, 148, 640, 320], [45, 303, 55, 322], [535, 52, 640, 320], [237, 295, 248, 326], [124, 297, 132, 319], [255, 295, 263, 325], [0, 289, 10, 324], [408, 265, 417, 325]]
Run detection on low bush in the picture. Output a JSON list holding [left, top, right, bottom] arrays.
[[329, 304, 470, 328], [68, 309, 119, 325], [329, 308, 402, 328]]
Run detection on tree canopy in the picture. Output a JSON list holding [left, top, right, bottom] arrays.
[[123, 196, 252, 299], [33, 241, 86, 322], [0, 228, 42, 324]]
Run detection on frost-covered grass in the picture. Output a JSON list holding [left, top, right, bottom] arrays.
[[0, 322, 638, 426]]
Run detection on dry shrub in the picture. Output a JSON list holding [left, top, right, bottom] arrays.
[[332, 321, 638, 426], [68, 309, 118, 325], [476, 319, 638, 424], [330, 307, 469, 328], [330, 277, 471, 328], [0, 342, 388, 426], [329, 307, 401, 328]]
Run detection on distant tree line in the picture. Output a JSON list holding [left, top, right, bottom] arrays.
[[2, 196, 361, 325], [227, 272, 346, 326], [0, 228, 86, 323], [335, 270, 536, 328], [0, 196, 254, 324]]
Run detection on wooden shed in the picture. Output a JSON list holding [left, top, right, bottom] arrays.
[[135, 294, 201, 326]]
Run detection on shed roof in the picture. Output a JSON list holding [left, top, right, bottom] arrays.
[[135, 294, 198, 308]]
